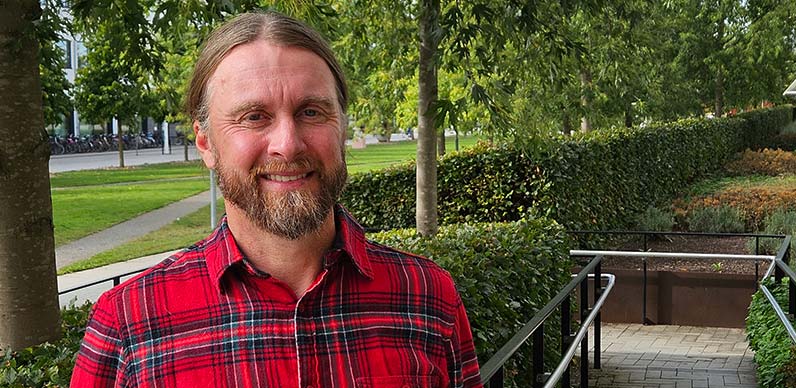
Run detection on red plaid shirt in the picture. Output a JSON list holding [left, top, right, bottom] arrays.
[[71, 206, 482, 387]]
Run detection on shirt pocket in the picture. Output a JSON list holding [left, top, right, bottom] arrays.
[[355, 375, 440, 388]]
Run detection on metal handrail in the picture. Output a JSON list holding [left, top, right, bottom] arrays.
[[480, 255, 608, 388], [757, 235, 796, 343], [544, 273, 615, 388], [58, 268, 147, 295], [569, 230, 785, 238]]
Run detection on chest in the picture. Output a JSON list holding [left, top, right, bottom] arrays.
[[119, 270, 453, 388]]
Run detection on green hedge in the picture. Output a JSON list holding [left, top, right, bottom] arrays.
[[0, 303, 90, 387], [746, 279, 796, 387], [343, 106, 794, 233], [371, 218, 571, 387]]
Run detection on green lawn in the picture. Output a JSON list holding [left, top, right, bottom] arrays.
[[58, 199, 225, 274], [53, 179, 209, 246], [346, 136, 480, 174], [57, 136, 482, 272], [51, 161, 207, 188]]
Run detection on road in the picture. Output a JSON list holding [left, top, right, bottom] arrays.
[[49, 146, 202, 173]]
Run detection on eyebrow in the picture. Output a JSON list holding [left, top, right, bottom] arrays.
[[227, 96, 338, 119], [297, 96, 337, 112]]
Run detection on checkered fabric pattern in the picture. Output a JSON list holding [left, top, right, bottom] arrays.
[[71, 206, 482, 387]]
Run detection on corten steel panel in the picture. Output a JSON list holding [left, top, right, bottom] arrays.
[[574, 269, 757, 328]]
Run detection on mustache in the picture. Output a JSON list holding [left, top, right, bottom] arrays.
[[250, 158, 315, 176]]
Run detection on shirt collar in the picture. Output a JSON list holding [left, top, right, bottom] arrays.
[[205, 204, 374, 294]]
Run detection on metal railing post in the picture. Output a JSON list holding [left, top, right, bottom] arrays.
[[580, 278, 589, 388], [561, 295, 571, 388], [533, 324, 545, 388], [594, 260, 602, 369], [113, 276, 120, 287], [755, 237, 760, 290], [488, 367, 504, 388], [642, 257, 648, 325]]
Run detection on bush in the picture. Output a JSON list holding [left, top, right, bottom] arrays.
[[686, 205, 745, 233], [0, 302, 91, 387], [727, 149, 796, 176], [370, 218, 571, 387], [681, 188, 796, 231], [747, 279, 796, 387], [343, 108, 791, 234], [737, 106, 793, 150], [746, 210, 796, 255], [637, 206, 675, 232]]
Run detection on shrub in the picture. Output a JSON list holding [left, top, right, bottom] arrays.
[[746, 210, 796, 255], [0, 302, 91, 387], [370, 218, 571, 387], [686, 205, 745, 233], [737, 106, 794, 150], [680, 188, 796, 231], [637, 206, 675, 232], [343, 108, 791, 235], [747, 279, 796, 387], [727, 149, 796, 176]]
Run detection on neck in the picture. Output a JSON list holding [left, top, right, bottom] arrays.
[[225, 204, 336, 297]]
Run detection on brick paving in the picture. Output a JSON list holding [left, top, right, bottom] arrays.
[[587, 323, 756, 388]]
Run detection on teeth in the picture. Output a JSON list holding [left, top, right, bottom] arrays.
[[266, 173, 307, 182]]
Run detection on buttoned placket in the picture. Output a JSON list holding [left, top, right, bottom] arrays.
[[294, 268, 329, 388]]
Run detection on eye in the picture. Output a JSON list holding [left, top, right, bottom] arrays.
[[302, 109, 318, 117], [244, 112, 265, 121]]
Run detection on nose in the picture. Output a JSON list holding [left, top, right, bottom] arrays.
[[267, 115, 307, 161]]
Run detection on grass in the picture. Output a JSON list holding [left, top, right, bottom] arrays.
[[50, 161, 208, 188], [345, 136, 481, 174], [53, 179, 209, 246], [57, 136, 483, 273], [58, 199, 225, 274]]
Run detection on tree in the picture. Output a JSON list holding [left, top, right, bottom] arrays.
[[0, 0, 61, 350], [38, 4, 72, 130]]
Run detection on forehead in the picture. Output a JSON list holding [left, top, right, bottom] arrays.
[[207, 40, 336, 101]]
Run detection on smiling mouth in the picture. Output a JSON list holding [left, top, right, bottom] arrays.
[[264, 173, 309, 182]]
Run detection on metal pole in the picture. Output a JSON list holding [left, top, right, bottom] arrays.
[[489, 367, 504, 388], [162, 121, 170, 154], [210, 170, 217, 228], [580, 279, 589, 388], [756, 237, 760, 290], [561, 296, 571, 388], [643, 257, 648, 325], [533, 324, 544, 388], [594, 260, 601, 369]]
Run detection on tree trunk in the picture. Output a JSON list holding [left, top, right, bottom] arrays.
[[437, 127, 445, 157], [115, 118, 125, 168], [0, 1, 61, 350], [562, 111, 572, 136], [714, 67, 724, 118], [580, 66, 593, 133], [184, 138, 189, 161], [624, 103, 633, 128], [416, 0, 440, 236]]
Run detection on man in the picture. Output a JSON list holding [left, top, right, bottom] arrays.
[[71, 11, 482, 387]]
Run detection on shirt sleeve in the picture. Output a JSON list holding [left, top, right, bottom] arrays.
[[451, 296, 483, 388], [71, 294, 127, 387]]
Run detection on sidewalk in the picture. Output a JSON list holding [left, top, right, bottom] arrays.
[[58, 250, 176, 308], [589, 323, 756, 387], [55, 189, 220, 269]]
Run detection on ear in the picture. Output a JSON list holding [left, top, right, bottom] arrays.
[[194, 121, 216, 169]]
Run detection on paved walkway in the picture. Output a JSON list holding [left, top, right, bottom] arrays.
[[50, 147, 201, 173], [588, 323, 756, 388], [55, 189, 220, 269]]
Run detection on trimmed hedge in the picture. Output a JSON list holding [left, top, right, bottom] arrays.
[[746, 279, 796, 387], [0, 303, 90, 387], [342, 106, 794, 233], [371, 218, 571, 387]]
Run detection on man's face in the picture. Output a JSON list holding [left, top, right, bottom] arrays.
[[195, 41, 347, 239]]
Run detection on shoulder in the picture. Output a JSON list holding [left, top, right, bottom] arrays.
[[363, 239, 462, 304], [94, 242, 211, 310]]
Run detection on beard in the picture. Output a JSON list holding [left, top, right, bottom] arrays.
[[214, 151, 347, 240]]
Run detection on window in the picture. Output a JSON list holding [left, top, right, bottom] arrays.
[[58, 40, 71, 69]]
